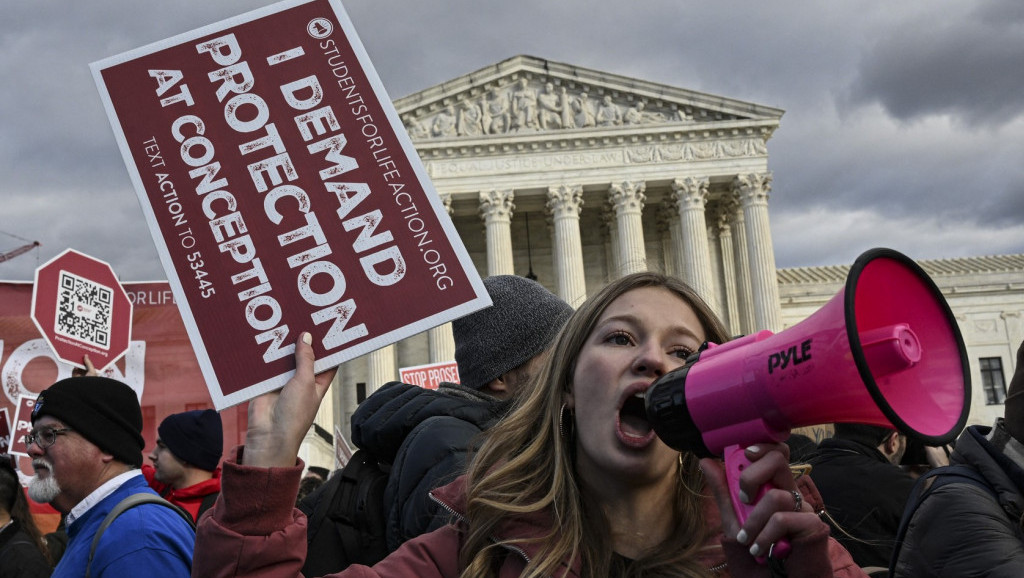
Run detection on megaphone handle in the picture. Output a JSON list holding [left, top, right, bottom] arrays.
[[724, 444, 792, 563]]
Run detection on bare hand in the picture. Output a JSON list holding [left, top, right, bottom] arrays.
[[702, 443, 830, 573], [924, 444, 951, 468], [71, 354, 98, 377], [242, 332, 337, 468]]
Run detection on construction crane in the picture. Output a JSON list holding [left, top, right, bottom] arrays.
[[0, 237, 40, 264]]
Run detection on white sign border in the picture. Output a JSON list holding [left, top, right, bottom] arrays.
[[90, 0, 490, 410]]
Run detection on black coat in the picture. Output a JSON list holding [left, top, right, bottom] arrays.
[[350, 380, 509, 552], [808, 437, 916, 569], [893, 422, 1024, 577], [0, 519, 51, 578]]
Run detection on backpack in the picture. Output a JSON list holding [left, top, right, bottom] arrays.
[[301, 449, 391, 575], [158, 487, 219, 523], [86, 492, 196, 578], [887, 464, 998, 578], [196, 492, 219, 522]]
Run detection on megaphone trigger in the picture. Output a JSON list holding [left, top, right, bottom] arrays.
[[724, 444, 791, 562]]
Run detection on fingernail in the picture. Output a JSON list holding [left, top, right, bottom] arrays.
[[302, 332, 312, 345], [739, 489, 750, 504], [746, 445, 760, 454], [749, 543, 760, 557], [736, 529, 748, 545]]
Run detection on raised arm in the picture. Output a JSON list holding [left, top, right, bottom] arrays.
[[192, 332, 337, 578], [243, 332, 337, 468]]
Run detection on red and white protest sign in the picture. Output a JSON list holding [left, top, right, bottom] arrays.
[[30, 249, 133, 373], [8, 395, 37, 458], [91, 0, 489, 409], [334, 424, 353, 469], [399, 360, 460, 390], [0, 407, 10, 455]]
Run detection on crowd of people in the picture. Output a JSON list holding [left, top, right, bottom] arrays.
[[4, 272, 1022, 577]]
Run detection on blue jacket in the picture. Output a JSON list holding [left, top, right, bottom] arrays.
[[53, 474, 194, 578]]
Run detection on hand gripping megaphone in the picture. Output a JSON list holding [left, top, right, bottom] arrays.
[[645, 248, 970, 558]]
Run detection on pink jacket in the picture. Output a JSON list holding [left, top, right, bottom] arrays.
[[193, 448, 866, 578]]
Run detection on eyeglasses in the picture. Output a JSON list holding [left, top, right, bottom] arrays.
[[24, 427, 73, 449]]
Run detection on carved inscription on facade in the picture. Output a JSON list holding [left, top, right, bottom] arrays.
[[426, 150, 624, 177]]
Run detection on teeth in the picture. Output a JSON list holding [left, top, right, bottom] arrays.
[[633, 392, 646, 400]]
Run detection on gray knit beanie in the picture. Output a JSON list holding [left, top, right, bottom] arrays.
[[453, 276, 573, 390]]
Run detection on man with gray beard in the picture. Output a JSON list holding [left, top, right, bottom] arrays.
[[26, 376, 195, 577]]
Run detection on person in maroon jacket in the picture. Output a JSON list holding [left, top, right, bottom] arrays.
[[194, 273, 865, 578]]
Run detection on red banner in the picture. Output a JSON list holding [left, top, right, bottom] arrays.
[[91, 0, 488, 409], [1, 280, 248, 530]]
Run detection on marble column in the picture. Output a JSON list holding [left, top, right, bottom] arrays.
[[657, 200, 680, 277], [601, 205, 621, 277], [727, 197, 755, 334], [711, 203, 740, 335], [671, 177, 716, 309], [546, 184, 587, 307], [479, 189, 516, 276], [608, 181, 647, 276], [428, 193, 456, 362], [366, 345, 396, 394], [733, 172, 781, 332]]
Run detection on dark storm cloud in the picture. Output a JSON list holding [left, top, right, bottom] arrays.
[[1, 1, 1022, 281], [845, 0, 1024, 127]]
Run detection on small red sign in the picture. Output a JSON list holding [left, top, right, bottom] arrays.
[[30, 249, 133, 372], [91, 0, 489, 409], [399, 360, 460, 390], [8, 395, 38, 458], [0, 407, 10, 455]]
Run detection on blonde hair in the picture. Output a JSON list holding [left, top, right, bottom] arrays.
[[461, 272, 731, 577]]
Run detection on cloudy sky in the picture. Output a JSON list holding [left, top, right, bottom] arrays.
[[2, 0, 1022, 282]]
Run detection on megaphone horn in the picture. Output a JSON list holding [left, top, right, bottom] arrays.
[[646, 247, 971, 560]]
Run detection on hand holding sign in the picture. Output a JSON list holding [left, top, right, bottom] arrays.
[[91, 0, 490, 410], [70, 354, 98, 377], [243, 332, 337, 468]]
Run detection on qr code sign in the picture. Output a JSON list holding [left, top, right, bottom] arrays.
[[54, 270, 113, 350]]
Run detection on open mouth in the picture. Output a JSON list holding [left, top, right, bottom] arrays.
[[617, 391, 655, 445], [32, 459, 52, 476]]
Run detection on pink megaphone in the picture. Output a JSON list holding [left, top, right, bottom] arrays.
[[646, 248, 970, 559]]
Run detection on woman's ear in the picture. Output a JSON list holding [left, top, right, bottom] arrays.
[[883, 432, 900, 454]]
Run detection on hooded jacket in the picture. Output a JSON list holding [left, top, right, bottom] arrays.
[[143, 464, 221, 523], [892, 420, 1024, 577], [350, 380, 511, 551]]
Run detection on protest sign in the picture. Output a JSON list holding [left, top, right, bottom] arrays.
[[334, 424, 353, 469], [0, 407, 10, 454], [91, 0, 489, 409], [399, 360, 459, 390], [30, 249, 133, 372], [8, 395, 37, 458]]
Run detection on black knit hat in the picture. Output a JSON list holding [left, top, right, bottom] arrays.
[[31, 377, 145, 468], [833, 423, 896, 448], [453, 275, 573, 390], [1003, 339, 1024, 441], [158, 409, 223, 472]]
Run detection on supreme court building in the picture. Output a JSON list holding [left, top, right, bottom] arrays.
[[299, 56, 1024, 469]]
